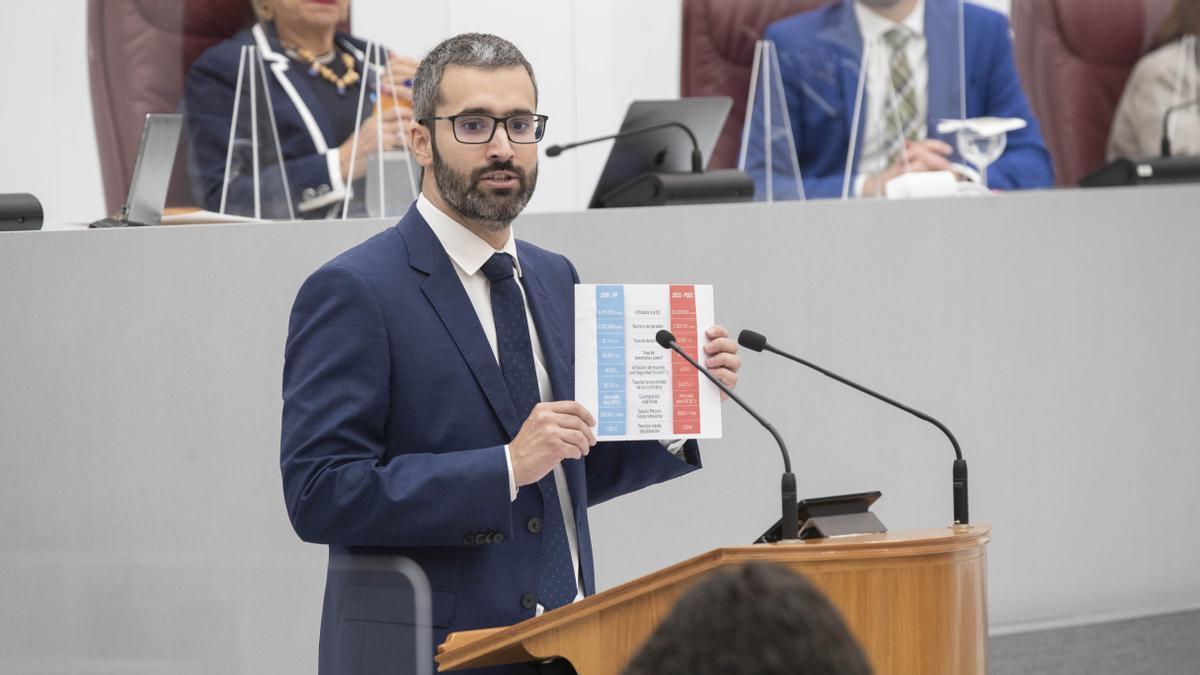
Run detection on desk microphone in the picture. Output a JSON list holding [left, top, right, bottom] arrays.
[[655, 329, 799, 540], [1160, 98, 1200, 157], [546, 122, 705, 173], [737, 329, 970, 525]]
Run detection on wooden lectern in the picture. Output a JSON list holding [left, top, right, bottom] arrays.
[[437, 525, 990, 674]]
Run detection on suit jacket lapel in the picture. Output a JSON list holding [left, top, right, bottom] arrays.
[[399, 208, 522, 439], [252, 23, 336, 153], [925, 0, 963, 134], [820, 1, 867, 176], [518, 248, 590, 517], [281, 65, 337, 147], [517, 252, 572, 403]]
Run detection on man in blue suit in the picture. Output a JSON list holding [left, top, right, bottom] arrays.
[[756, 0, 1053, 198], [280, 33, 742, 675]]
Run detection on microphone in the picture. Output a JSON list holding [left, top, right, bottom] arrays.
[[546, 122, 705, 173], [1160, 98, 1200, 157], [655, 329, 799, 540], [738, 330, 970, 526]]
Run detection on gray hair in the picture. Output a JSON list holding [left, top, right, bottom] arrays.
[[412, 33, 538, 120]]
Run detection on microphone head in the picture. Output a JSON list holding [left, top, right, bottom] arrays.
[[737, 330, 768, 352], [655, 330, 676, 349], [545, 145, 563, 157]]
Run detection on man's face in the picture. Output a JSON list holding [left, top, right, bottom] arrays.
[[414, 65, 539, 230]]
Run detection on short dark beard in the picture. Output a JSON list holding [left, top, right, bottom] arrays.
[[431, 140, 538, 231]]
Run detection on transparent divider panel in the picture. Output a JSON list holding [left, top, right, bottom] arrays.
[[342, 42, 420, 220], [218, 45, 295, 220], [739, 40, 806, 202]]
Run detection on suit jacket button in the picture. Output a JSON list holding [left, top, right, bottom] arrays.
[[521, 592, 537, 610], [484, 533, 496, 544], [464, 534, 475, 545], [527, 517, 542, 534], [494, 532, 505, 543]]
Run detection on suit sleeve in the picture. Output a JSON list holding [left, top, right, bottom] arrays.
[[973, 14, 1055, 190], [280, 264, 513, 547], [560, 255, 702, 507], [585, 440, 700, 507], [183, 49, 344, 216], [746, 26, 852, 200]]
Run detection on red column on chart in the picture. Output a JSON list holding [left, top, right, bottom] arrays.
[[670, 285, 700, 435]]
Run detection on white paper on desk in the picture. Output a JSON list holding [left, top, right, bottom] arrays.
[[575, 284, 722, 441]]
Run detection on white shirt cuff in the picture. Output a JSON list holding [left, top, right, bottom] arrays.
[[504, 444, 518, 501], [661, 438, 688, 457], [296, 150, 350, 214], [326, 148, 347, 195], [854, 173, 869, 198]]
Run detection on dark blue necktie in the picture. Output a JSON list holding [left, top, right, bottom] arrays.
[[481, 252, 577, 610]]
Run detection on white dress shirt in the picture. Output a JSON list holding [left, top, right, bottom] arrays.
[[854, 0, 929, 191], [416, 194, 585, 609]]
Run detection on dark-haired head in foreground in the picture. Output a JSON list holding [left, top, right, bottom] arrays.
[[622, 563, 872, 675]]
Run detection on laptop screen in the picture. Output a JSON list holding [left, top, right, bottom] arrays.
[[123, 114, 183, 227]]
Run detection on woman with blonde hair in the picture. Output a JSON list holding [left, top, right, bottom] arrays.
[[185, 0, 418, 217], [1108, 0, 1200, 159]]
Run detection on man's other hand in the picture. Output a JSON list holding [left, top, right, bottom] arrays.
[[702, 325, 741, 401]]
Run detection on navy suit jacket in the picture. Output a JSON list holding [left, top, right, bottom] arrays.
[[752, 0, 1053, 198], [184, 23, 371, 218], [281, 206, 701, 674]]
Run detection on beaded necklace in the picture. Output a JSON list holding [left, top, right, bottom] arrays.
[[286, 44, 360, 96]]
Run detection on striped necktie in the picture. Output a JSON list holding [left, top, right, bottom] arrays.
[[881, 27, 923, 160]]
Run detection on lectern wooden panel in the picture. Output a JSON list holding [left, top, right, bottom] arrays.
[[437, 525, 990, 674]]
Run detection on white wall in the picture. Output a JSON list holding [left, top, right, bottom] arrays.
[[4, 187, 1200, 673], [0, 0, 680, 228], [0, 0, 106, 228]]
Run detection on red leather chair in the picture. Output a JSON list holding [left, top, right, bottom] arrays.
[[681, 0, 833, 170], [1012, 0, 1175, 186], [89, 1, 354, 214], [89, 0, 259, 213]]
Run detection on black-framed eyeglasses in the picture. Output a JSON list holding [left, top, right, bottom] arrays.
[[417, 114, 549, 144]]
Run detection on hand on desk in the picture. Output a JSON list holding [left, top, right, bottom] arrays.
[[862, 139, 957, 197]]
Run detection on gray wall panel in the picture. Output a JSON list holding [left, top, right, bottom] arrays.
[[2, 186, 1198, 670]]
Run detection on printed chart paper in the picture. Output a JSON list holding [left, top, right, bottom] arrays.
[[575, 284, 722, 441]]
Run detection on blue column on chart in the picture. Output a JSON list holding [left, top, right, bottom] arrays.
[[596, 285, 626, 436]]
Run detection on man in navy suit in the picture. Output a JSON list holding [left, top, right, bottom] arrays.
[[753, 0, 1053, 198], [280, 33, 741, 675]]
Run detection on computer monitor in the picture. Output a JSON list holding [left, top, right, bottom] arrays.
[[588, 98, 733, 208]]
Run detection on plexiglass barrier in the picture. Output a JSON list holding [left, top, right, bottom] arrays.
[[739, 40, 807, 203]]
